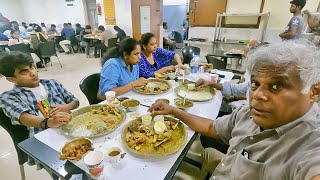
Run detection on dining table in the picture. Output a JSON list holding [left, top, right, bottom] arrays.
[[18, 71, 234, 180]]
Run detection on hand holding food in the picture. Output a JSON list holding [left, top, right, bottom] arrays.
[[132, 78, 148, 87], [148, 101, 174, 115], [47, 112, 72, 128], [195, 78, 213, 89]]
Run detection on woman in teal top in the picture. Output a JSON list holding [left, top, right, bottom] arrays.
[[98, 38, 148, 99]]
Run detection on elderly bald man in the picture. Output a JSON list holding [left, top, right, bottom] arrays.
[[149, 41, 320, 180]]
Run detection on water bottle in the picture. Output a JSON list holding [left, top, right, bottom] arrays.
[[190, 53, 200, 74]]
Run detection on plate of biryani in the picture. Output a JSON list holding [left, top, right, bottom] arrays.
[[61, 105, 126, 138]]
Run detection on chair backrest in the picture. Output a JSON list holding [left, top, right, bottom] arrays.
[[172, 31, 183, 43], [79, 73, 103, 105], [39, 41, 57, 58], [70, 35, 79, 46], [181, 46, 200, 64], [8, 43, 32, 54], [0, 108, 29, 165], [108, 38, 118, 49], [206, 55, 227, 69]]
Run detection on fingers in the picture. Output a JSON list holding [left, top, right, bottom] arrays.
[[48, 107, 58, 116]]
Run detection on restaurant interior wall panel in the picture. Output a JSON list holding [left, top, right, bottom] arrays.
[[0, 0, 25, 23], [20, 0, 86, 30]]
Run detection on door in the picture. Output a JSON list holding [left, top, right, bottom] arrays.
[[189, 0, 227, 27], [131, 0, 163, 45]]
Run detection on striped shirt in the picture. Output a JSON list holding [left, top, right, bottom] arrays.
[[0, 79, 78, 137]]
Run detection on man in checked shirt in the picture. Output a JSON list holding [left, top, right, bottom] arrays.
[[0, 51, 79, 137], [149, 41, 320, 180]]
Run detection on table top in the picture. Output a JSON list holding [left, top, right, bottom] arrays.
[[18, 71, 233, 180], [207, 49, 242, 59], [0, 41, 9, 46]]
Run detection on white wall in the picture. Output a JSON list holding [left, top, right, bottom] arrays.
[[0, 0, 25, 24], [20, 0, 86, 30], [96, 0, 132, 36], [163, 0, 188, 6]]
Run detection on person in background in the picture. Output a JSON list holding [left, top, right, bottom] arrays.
[[98, 38, 148, 99], [40, 23, 47, 32], [30, 25, 49, 62], [181, 12, 189, 40], [59, 23, 75, 54], [138, 32, 185, 78], [26, 23, 35, 34], [8, 29, 30, 46], [113, 25, 126, 42], [0, 23, 8, 43], [3, 21, 21, 38], [94, 25, 115, 58], [0, 51, 79, 137], [162, 22, 176, 50], [279, 0, 305, 40], [46, 24, 59, 36], [21, 22, 27, 29], [148, 41, 320, 179], [80, 25, 93, 56], [0, 13, 10, 27], [75, 23, 84, 36]]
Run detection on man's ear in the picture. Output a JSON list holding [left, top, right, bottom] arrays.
[[310, 83, 320, 100], [6, 77, 16, 84]]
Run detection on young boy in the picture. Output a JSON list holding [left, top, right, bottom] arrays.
[[0, 51, 79, 137]]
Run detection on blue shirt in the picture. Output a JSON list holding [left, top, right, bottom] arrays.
[[99, 57, 139, 95], [61, 27, 75, 40], [138, 48, 175, 78], [0, 79, 78, 136]]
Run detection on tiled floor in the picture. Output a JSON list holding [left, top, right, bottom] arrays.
[[0, 53, 206, 180]]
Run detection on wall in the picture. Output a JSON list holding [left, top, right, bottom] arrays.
[[163, 0, 188, 6], [96, 0, 132, 36], [163, 5, 187, 36], [20, 0, 86, 31], [189, 0, 320, 43], [0, 0, 25, 23]]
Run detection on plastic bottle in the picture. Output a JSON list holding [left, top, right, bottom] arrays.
[[190, 53, 200, 73]]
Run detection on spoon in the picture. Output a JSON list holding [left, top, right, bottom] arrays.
[[183, 95, 186, 105]]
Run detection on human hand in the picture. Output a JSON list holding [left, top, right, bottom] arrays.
[[148, 101, 174, 115], [195, 78, 213, 89], [177, 63, 187, 70], [47, 112, 72, 128], [165, 65, 176, 72], [49, 104, 71, 115], [132, 78, 148, 87]]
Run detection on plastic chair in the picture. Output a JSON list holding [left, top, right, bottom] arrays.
[[205, 55, 227, 69], [79, 73, 103, 105], [172, 31, 183, 43], [181, 46, 200, 64], [0, 108, 29, 180], [108, 38, 118, 49], [38, 41, 63, 68], [8, 43, 46, 71]]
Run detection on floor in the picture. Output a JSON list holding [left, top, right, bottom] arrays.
[[0, 52, 206, 180]]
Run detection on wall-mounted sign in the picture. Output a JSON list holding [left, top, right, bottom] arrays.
[[103, 0, 116, 25]]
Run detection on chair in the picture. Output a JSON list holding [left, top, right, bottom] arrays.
[[8, 43, 46, 71], [172, 31, 183, 43], [108, 38, 118, 49], [0, 108, 29, 180], [181, 46, 200, 64], [205, 55, 227, 69], [38, 41, 63, 68], [69, 35, 81, 54], [79, 73, 103, 105]]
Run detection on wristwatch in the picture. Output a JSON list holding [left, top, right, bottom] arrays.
[[40, 118, 49, 129]]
